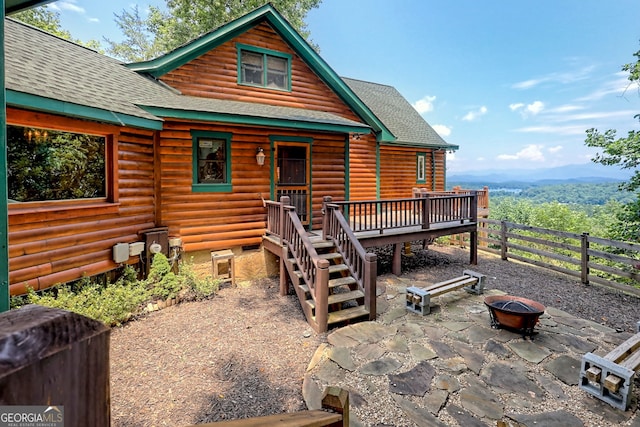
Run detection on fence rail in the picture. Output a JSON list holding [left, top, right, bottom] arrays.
[[478, 218, 640, 297]]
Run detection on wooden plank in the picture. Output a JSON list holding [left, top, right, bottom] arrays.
[[327, 305, 369, 324], [605, 334, 640, 363], [194, 409, 342, 427], [429, 278, 477, 297]]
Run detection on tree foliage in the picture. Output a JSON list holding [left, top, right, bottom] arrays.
[[584, 45, 640, 240], [12, 7, 102, 51], [106, 0, 322, 62]]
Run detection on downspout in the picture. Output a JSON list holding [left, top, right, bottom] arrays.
[[345, 133, 350, 200], [431, 150, 436, 191], [376, 141, 380, 199], [0, 3, 7, 311]]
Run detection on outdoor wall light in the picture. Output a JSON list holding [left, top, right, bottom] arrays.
[[256, 147, 266, 166]]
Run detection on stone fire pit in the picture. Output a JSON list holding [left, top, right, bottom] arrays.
[[484, 295, 546, 339]]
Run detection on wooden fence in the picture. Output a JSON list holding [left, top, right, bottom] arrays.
[[478, 218, 640, 297]]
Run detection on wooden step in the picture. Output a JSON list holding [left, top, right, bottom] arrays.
[[299, 276, 356, 295], [305, 290, 365, 310], [319, 252, 342, 261], [312, 240, 335, 250], [327, 305, 370, 325], [329, 264, 349, 275], [329, 276, 356, 288]]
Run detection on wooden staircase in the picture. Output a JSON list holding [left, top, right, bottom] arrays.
[[284, 239, 371, 330]]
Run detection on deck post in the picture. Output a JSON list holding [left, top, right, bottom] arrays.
[[392, 243, 402, 276], [315, 258, 330, 333], [469, 230, 478, 265], [364, 252, 377, 320], [421, 196, 430, 229], [322, 195, 332, 240], [0, 305, 111, 426], [279, 246, 288, 296]]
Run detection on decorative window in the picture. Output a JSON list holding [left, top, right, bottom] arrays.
[[237, 44, 291, 91], [7, 125, 106, 202], [416, 153, 426, 184], [192, 130, 232, 192]]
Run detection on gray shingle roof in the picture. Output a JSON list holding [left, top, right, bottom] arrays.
[[5, 18, 167, 124], [343, 77, 458, 150], [138, 94, 370, 129]]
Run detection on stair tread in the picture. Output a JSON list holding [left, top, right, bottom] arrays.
[[312, 240, 335, 249], [329, 276, 356, 288], [305, 290, 365, 309], [320, 252, 342, 260], [329, 264, 349, 274], [327, 306, 370, 325]]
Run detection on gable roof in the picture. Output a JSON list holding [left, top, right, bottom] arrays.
[[126, 3, 395, 142], [4, 18, 370, 134], [343, 78, 458, 151]]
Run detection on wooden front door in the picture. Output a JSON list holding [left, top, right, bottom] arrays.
[[275, 142, 310, 224]]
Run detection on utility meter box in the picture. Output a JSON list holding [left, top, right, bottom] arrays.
[[129, 241, 145, 257], [140, 227, 169, 276], [113, 243, 130, 263]]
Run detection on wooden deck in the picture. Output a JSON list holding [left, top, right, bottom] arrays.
[[263, 192, 480, 332]]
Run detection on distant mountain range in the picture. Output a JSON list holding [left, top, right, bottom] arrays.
[[448, 163, 634, 185]]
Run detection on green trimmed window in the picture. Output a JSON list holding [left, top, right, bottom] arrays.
[[237, 44, 291, 91], [192, 130, 232, 192], [7, 125, 106, 202], [416, 153, 426, 184]]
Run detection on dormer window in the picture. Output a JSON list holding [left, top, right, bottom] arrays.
[[237, 44, 291, 91]]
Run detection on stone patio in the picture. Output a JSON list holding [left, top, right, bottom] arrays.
[[302, 275, 640, 426]]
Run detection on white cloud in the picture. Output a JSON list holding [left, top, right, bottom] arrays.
[[462, 106, 487, 121], [577, 72, 633, 102], [526, 101, 544, 115], [548, 145, 563, 153], [432, 124, 451, 137], [412, 95, 436, 114], [497, 144, 545, 162], [512, 65, 595, 90], [547, 104, 584, 114], [511, 100, 544, 118], [49, 0, 85, 14], [514, 125, 587, 135]]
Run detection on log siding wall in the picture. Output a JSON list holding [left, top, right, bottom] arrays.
[[7, 109, 155, 294], [379, 145, 446, 199], [158, 120, 345, 251], [160, 22, 362, 122]]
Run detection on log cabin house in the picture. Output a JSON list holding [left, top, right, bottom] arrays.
[[4, 4, 462, 323]]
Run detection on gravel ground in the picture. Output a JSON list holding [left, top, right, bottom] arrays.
[[110, 244, 640, 426]]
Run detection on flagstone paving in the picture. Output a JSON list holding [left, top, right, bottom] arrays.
[[302, 275, 640, 426]]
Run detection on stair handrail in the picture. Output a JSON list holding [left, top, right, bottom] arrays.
[[322, 196, 377, 320], [280, 196, 330, 332]]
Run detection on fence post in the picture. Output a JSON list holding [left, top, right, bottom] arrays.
[[321, 386, 350, 427], [315, 259, 330, 333], [322, 195, 332, 240], [0, 305, 111, 427], [581, 232, 590, 285], [500, 220, 508, 260], [364, 252, 377, 320]]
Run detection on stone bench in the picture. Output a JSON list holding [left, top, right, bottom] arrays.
[[580, 321, 640, 410], [406, 269, 486, 315]]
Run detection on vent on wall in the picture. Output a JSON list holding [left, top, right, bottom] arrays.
[[113, 243, 129, 263]]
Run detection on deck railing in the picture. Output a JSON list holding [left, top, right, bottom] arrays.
[[322, 197, 377, 319], [413, 186, 489, 210], [329, 193, 478, 234], [272, 196, 330, 332]]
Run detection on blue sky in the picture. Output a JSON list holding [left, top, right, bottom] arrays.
[[46, 0, 640, 173]]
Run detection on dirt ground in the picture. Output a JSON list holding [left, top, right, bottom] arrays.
[[109, 244, 640, 426]]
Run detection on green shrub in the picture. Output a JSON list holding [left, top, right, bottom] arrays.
[[24, 265, 149, 326], [13, 256, 220, 327]]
